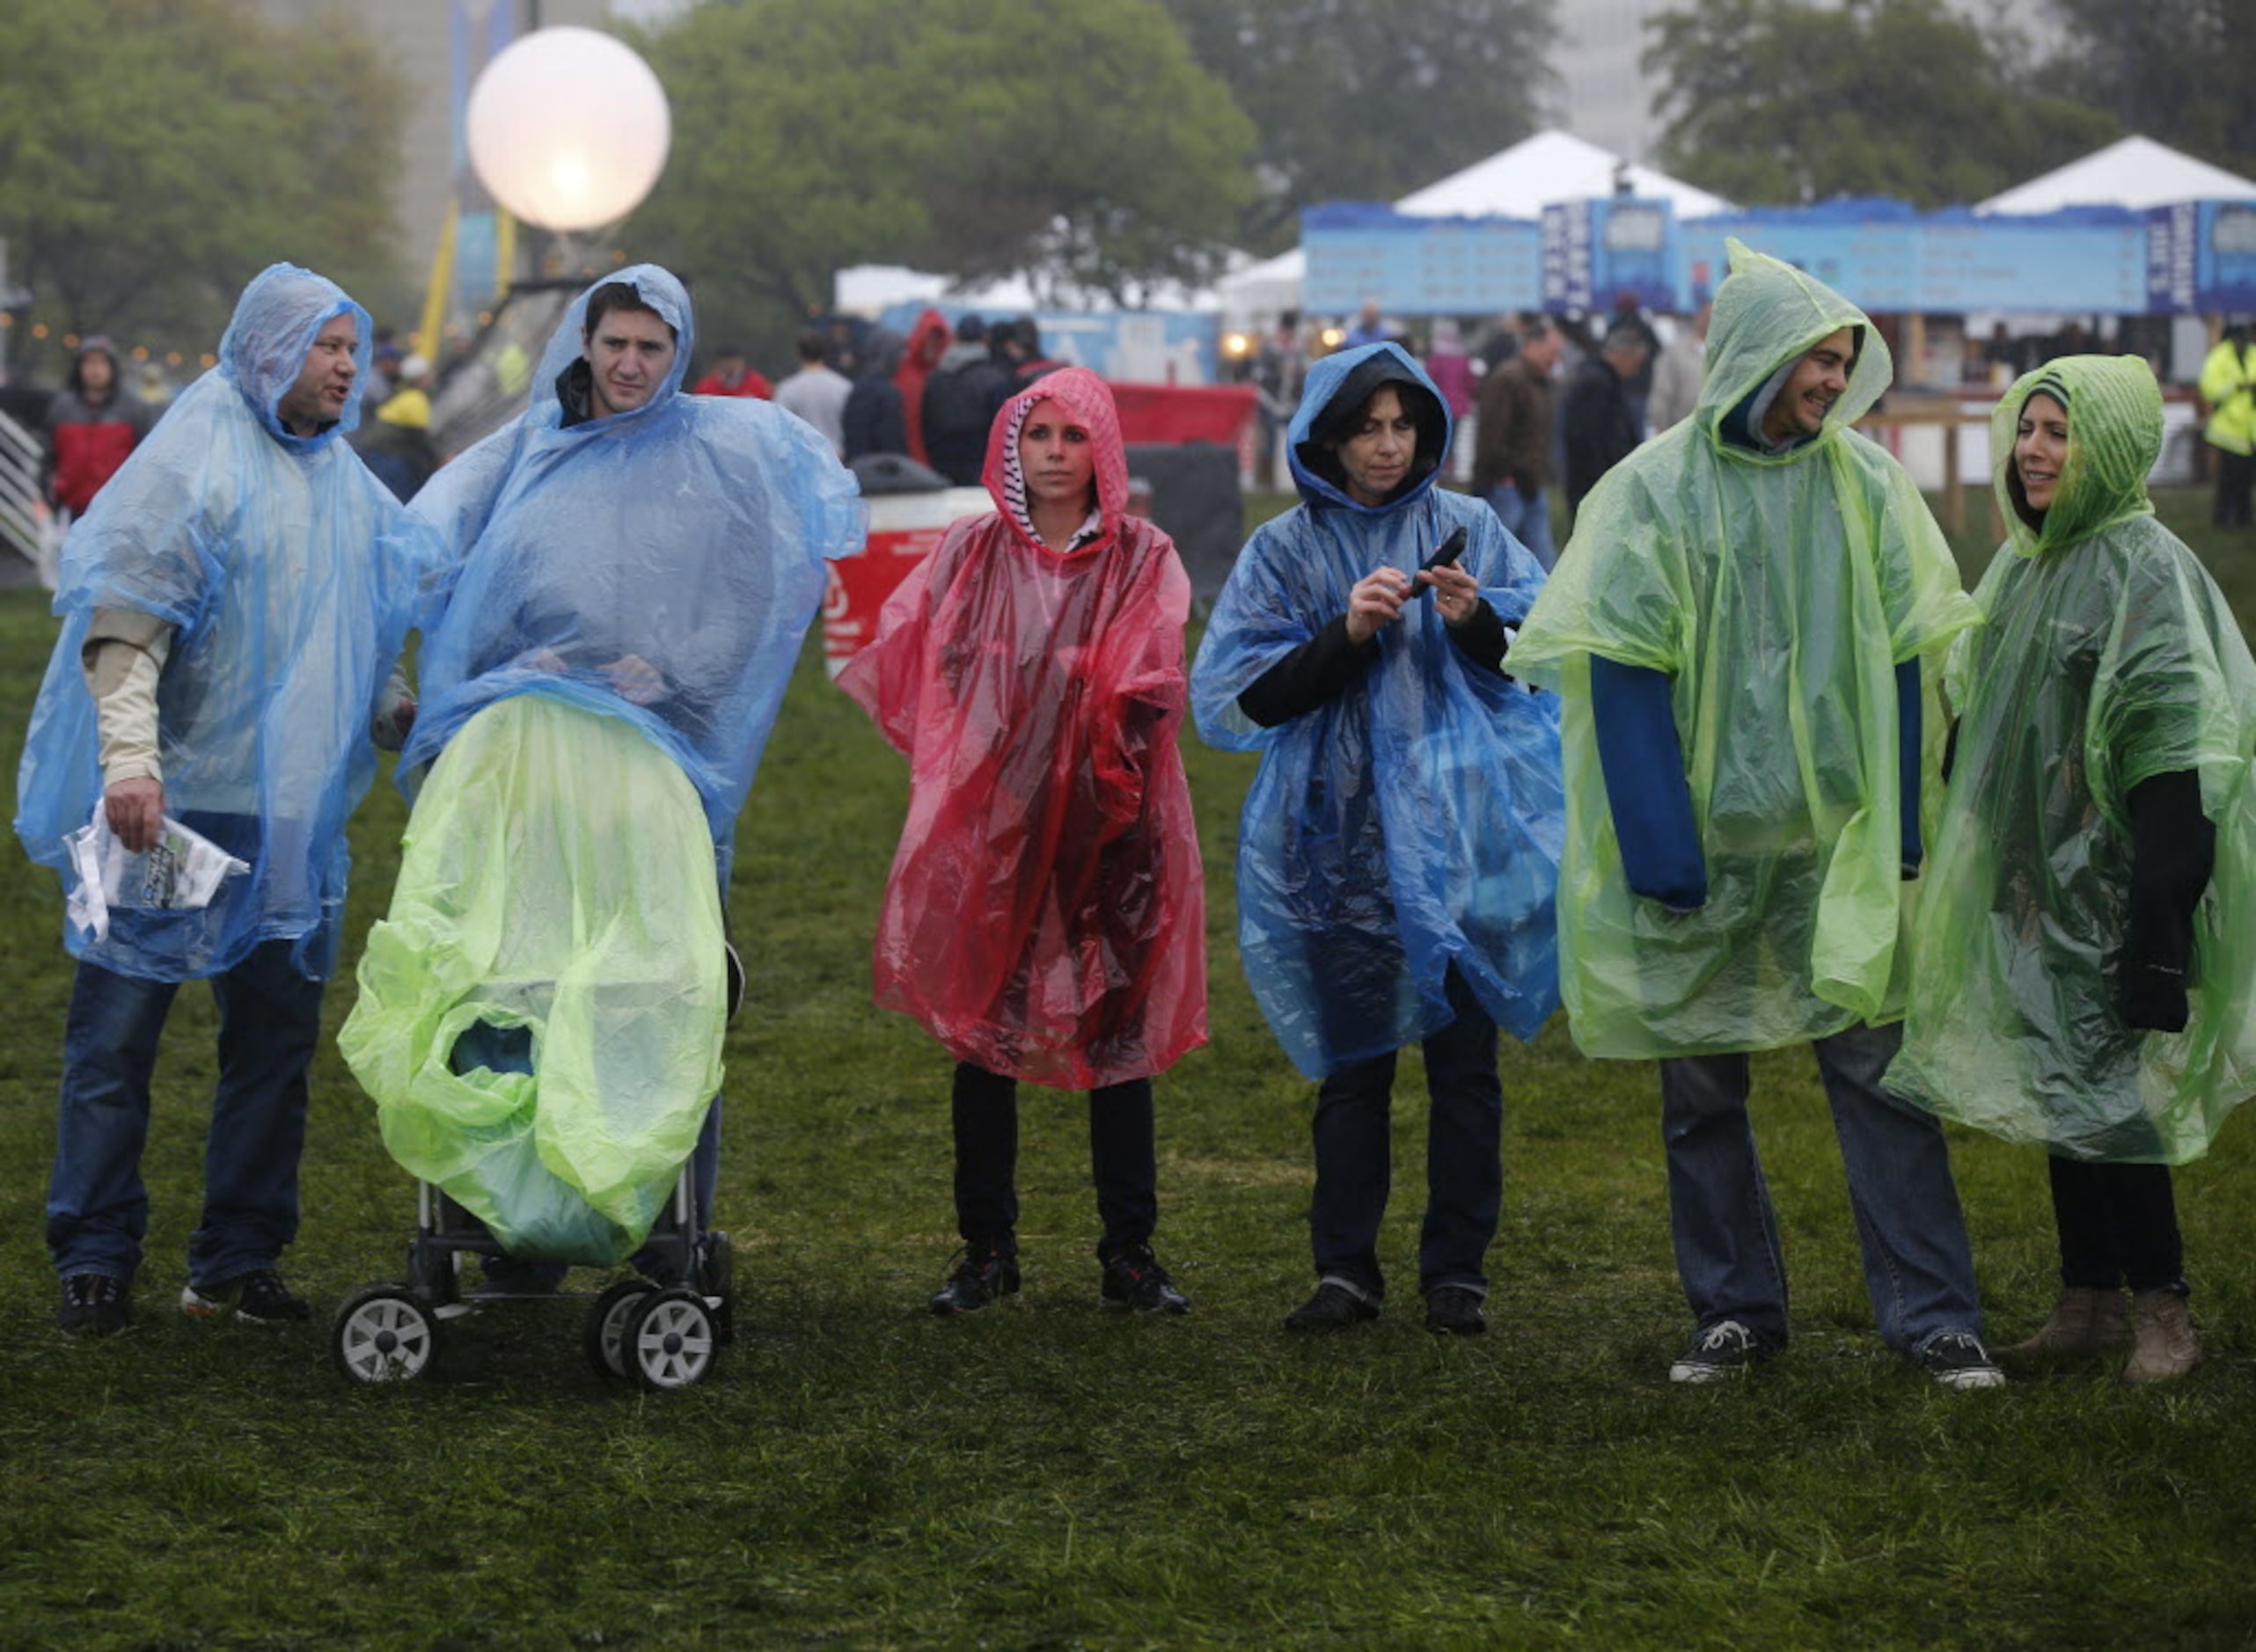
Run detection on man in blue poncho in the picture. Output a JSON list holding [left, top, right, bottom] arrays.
[[1507, 241, 2003, 1390], [15, 265, 429, 1336], [1191, 343, 1563, 1338], [339, 267, 862, 1290]]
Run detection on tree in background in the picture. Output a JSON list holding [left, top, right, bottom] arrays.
[[1642, 0, 2115, 208], [2043, 0, 2256, 181], [623, 0, 1253, 365], [0, 0, 403, 375], [1161, 0, 1558, 252]]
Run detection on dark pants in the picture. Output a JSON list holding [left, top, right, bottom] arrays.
[[48, 940, 325, 1289], [1307, 966, 1502, 1300], [2047, 1155, 2185, 1296], [951, 1063, 1157, 1259], [2214, 447, 2255, 529]]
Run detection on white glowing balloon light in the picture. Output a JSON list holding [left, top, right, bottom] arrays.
[[465, 27, 671, 233]]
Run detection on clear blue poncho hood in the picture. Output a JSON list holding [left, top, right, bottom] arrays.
[[1190, 344, 1564, 1076], [14, 263, 428, 980], [399, 265, 866, 854]]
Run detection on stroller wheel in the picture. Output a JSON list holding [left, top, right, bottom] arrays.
[[585, 1279, 655, 1380], [700, 1231, 735, 1344], [332, 1287, 439, 1385], [624, 1287, 720, 1391]]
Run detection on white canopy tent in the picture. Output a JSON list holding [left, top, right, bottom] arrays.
[[1976, 135, 2256, 215], [1968, 134, 2256, 398], [1392, 128, 1732, 219], [1215, 129, 1733, 325]]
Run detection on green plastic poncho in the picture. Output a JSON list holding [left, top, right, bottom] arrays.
[[1507, 239, 1978, 1057], [1886, 357, 2256, 1163], [343, 695, 727, 1260]]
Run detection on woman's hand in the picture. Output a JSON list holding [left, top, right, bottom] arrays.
[[1421, 562, 1481, 627], [1344, 568, 1412, 644]]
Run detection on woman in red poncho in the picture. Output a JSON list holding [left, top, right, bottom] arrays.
[[838, 367, 1207, 1317], [893, 307, 951, 467]]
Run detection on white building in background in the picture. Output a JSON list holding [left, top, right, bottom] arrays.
[[1549, 0, 1671, 161], [1550, 0, 2059, 162]]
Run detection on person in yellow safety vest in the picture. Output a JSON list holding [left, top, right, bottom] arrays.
[[2197, 322, 2256, 530]]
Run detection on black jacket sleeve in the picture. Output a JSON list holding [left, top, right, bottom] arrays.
[[1446, 601, 1512, 678], [1236, 616, 1382, 727], [2122, 768, 2216, 1033]]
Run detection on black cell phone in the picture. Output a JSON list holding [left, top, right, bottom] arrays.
[[1412, 525, 1468, 596]]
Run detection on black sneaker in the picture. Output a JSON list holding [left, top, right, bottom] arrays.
[[1424, 1284, 1488, 1336], [1916, 1330, 2007, 1391], [58, 1273, 131, 1337], [928, 1246, 1021, 1315], [181, 1268, 311, 1326], [1669, 1319, 1769, 1384], [1283, 1281, 1381, 1333], [1099, 1244, 1190, 1315]]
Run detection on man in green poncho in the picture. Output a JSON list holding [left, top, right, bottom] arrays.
[[1508, 240, 2003, 1390], [1887, 355, 2256, 1385]]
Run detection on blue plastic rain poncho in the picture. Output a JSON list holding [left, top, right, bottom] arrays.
[[395, 265, 865, 850], [1887, 357, 2256, 1162], [14, 264, 428, 981], [339, 266, 864, 1261], [1507, 240, 1979, 1058], [1190, 344, 1563, 1078]]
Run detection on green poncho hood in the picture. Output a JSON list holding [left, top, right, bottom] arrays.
[[1507, 238, 1976, 1058], [1696, 238, 1892, 452], [1995, 355, 2160, 556], [1889, 358, 2256, 1162]]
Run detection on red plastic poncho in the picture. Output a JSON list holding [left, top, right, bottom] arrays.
[[838, 367, 1207, 1088], [895, 307, 951, 467]]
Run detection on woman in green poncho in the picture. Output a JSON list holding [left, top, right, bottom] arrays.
[[1888, 355, 2256, 1385]]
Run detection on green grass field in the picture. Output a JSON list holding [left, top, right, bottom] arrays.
[[2, 486, 2253, 1648]]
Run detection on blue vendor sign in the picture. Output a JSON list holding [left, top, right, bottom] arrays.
[[1542, 200, 1682, 314], [1304, 195, 2255, 318], [1301, 202, 1542, 317]]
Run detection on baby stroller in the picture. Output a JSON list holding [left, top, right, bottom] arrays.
[[330, 1148, 733, 1391], [332, 695, 743, 1390]]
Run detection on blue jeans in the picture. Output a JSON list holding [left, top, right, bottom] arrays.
[[1659, 1020, 1985, 1354], [48, 940, 326, 1289], [1483, 483, 1555, 571], [1309, 966, 1501, 1300]]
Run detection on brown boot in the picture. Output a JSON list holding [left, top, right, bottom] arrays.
[[2123, 1290, 2201, 1385], [2002, 1286, 2128, 1363]]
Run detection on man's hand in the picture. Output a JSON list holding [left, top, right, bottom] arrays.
[[372, 681, 417, 752], [602, 654, 666, 705], [105, 777, 165, 853], [1344, 568, 1412, 644]]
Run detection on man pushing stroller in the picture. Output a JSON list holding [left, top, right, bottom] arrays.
[[339, 267, 862, 1293]]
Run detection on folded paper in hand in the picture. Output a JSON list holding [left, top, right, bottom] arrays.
[[62, 811, 251, 941]]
